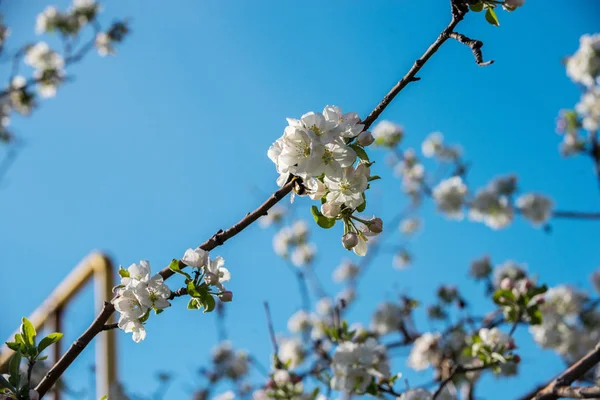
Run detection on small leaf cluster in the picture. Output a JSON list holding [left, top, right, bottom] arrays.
[[1, 318, 63, 399], [469, 1, 519, 27], [169, 260, 217, 313], [493, 283, 548, 325]]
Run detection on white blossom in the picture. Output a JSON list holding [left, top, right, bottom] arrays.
[[36, 7, 61, 34], [398, 389, 433, 400], [372, 120, 403, 147], [324, 164, 369, 209], [566, 33, 600, 88], [25, 42, 64, 71], [470, 255, 492, 279], [112, 261, 171, 342], [371, 302, 403, 335], [117, 315, 146, 343], [330, 339, 390, 394], [421, 132, 460, 161], [181, 247, 209, 268], [213, 391, 236, 400], [291, 243, 316, 266], [95, 32, 115, 56], [517, 193, 553, 225], [433, 177, 467, 219], [278, 337, 305, 368], [477, 328, 511, 348], [408, 333, 440, 371], [212, 341, 249, 380], [333, 260, 359, 283], [576, 87, 600, 131], [469, 188, 513, 229], [493, 261, 527, 289], [393, 249, 412, 270], [399, 217, 420, 235], [305, 178, 327, 201], [205, 256, 231, 290], [134, 275, 171, 311], [288, 310, 314, 333]]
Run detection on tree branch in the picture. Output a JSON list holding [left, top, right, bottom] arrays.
[[33, 2, 489, 396], [362, 1, 470, 129], [35, 302, 115, 396], [553, 386, 600, 399], [519, 342, 600, 400], [552, 210, 600, 220]]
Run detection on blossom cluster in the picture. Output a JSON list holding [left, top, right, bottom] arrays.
[[432, 174, 553, 229], [0, 0, 128, 143], [272, 220, 317, 267], [112, 261, 172, 342], [268, 106, 382, 256], [529, 285, 600, 363], [556, 33, 600, 156], [330, 338, 390, 394]]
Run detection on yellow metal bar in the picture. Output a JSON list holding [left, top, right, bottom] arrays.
[[0, 252, 117, 398]]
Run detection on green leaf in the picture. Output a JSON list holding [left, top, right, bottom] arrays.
[[138, 310, 150, 323], [202, 294, 216, 314], [528, 308, 543, 325], [367, 175, 381, 182], [492, 289, 515, 306], [14, 334, 25, 345], [20, 318, 36, 348], [365, 380, 379, 396], [470, 1, 484, 12], [8, 351, 21, 387], [310, 205, 336, 229], [528, 284, 548, 298], [187, 280, 203, 298], [349, 144, 369, 162], [5, 341, 21, 352], [356, 197, 366, 213], [0, 374, 14, 391], [187, 298, 202, 310], [485, 8, 500, 26], [100, 396, 108, 400], [118, 266, 130, 278], [37, 332, 63, 354], [169, 259, 192, 280]]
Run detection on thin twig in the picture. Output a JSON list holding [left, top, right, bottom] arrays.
[[521, 342, 600, 400], [263, 302, 280, 366], [362, 0, 470, 129], [448, 32, 494, 66], [552, 211, 600, 220]]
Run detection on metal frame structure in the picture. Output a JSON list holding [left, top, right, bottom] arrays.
[[0, 252, 117, 400]]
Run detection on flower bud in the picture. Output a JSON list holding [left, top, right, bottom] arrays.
[[219, 290, 233, 302], [368, 217, 384, 234], [342, 232, 358, 250], [512, 354, 521, 364], [506, 339, 517, 350], [357, 131, 375, 146], [321, 202, 341, 218], [500, 277, 513, 290]]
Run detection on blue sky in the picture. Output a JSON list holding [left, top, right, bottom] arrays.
[[1, 1, 600, 399]]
